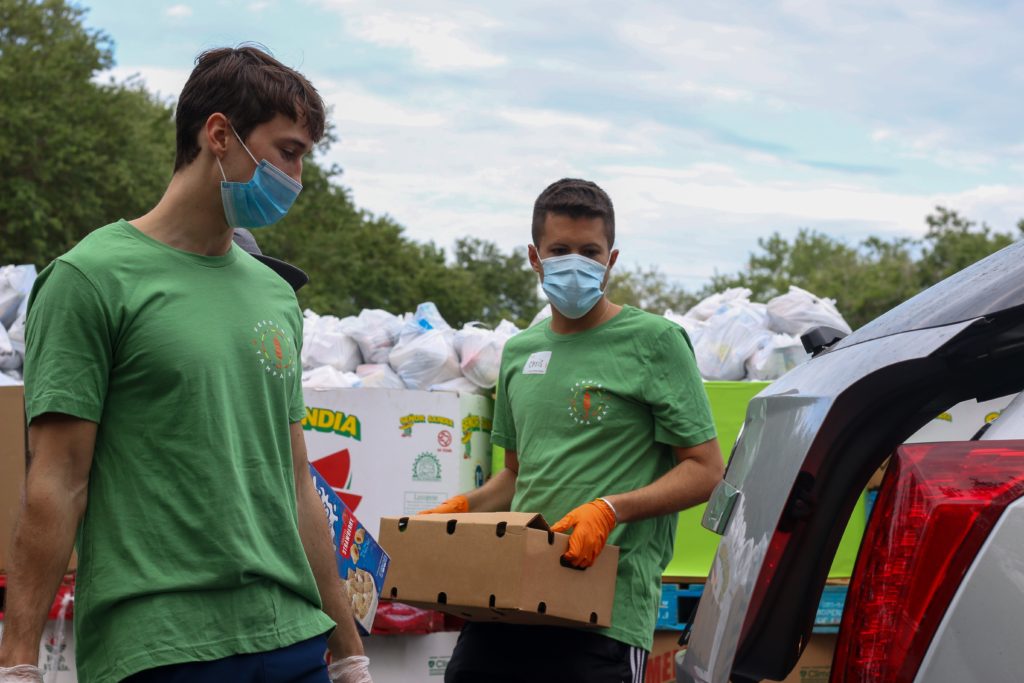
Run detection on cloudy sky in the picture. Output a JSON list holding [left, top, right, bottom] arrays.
[[86, 0, 1024, 287]]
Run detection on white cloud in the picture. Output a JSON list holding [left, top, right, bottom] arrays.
[[343, 10, 504, 70], [164, 4, 192, 19], [97, 65, 190, 99], [317, 79, 447, 127], [497, 108, 609, 134]]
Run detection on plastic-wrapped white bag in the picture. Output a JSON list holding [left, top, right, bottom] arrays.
[[389, 329, 461, 390], [685, 287, 753, 322], [694, 302, 772, 381], [664, 309, 707, 346], [346, 309, 403, 364], [302, 311, 362, 372], [302, 366, 361, 389], [0, 325, 19, 371], [745, 333, 808, 381], [529, 304, 552, 327], [766, 286, 852, 337], [457, 320, 519, 389], [355, 364, 406, 390], [430, 376, 488, 395], [398, 302, 451, 345], [0, 265, 36, 329]]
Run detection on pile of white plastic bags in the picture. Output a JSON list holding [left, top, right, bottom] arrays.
[[0, 265, 37, 385], [301, 302, 521, 394], [665, 286, 852, 381]]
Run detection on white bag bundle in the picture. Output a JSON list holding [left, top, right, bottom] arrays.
[[685, 287, 753, 322], [302, 366, 361, 389], [0, 265, 37, 329], [745, 334, 808, 381], [0, 325, 19, 371], [398, 302, 451, 345], [430, 376, 488, 395], [355, 363, 406, 390], [529, 304, 552, 327], [664, 309, 708, 346], [389, 329, 462, 391], [347, 309, 403, 364], [457, 320, 519, 389], [301, 311, 362, 372], [693, 301, 772, 381], [766, 286, 852, 337]]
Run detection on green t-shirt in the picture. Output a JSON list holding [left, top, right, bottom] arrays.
[[23, 221, 334, 682], [492, 305, 716, 651]]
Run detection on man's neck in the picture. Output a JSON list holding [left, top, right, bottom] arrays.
[[549, 297, 623, 335], [130, 169, 234, 257]]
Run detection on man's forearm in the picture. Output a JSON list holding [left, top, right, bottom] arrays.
[[0, 479, 82, 664], [463, 466, 517, 512], [605, 441, 724, 524], [296, 471, 364, 659]]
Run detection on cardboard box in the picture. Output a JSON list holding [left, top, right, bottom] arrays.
[[0, 384, 77, 573], [362, 631, 460, 682], [649, 631, 686, 683], [310, 465, 390, 635], [302, 388, 493, 540], [0, 384, 26, 573], [379, 512, 619, 628]]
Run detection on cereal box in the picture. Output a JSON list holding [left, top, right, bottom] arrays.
[[310, 464, 390, 635]]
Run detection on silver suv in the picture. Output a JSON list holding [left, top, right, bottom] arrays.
[[677, 239, 1024, 683]]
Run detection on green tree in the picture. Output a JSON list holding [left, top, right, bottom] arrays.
[[0, 0, 175, 266], [608, 264, 697, 314], [917, 207, 1021, 285]]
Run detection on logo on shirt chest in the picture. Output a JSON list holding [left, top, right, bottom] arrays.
[[568, 380, 611, 426], [251, 320, 298, 379]]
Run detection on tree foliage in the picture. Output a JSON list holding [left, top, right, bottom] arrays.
[[0, 0, 175, 265], [0, 0, 537, 328], [607, 264, 697, 314], [705, 208, 1022, 329]]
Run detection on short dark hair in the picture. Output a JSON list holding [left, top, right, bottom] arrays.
[[532, 178, 615, 247], [174, 45, 326, 172]]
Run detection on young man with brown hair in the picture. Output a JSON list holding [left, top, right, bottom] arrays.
[[427, 178, 724, 683], [0, 47, 371, 683]]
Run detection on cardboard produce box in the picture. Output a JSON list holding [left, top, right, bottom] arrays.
[[379, 512, 619, 628], [667, 632, 836, 683], [310, 465, 389, 636], [302, 388, 493, 540], [0, 384, 26, 572]]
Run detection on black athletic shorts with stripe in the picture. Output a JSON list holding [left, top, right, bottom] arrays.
[[444, 622, 649, 683]]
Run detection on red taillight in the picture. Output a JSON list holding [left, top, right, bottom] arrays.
[[832, 440, 1024, 683]]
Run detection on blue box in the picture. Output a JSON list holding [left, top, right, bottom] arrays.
[[311, 465, 391, 635], [657, 583, 704, 631]]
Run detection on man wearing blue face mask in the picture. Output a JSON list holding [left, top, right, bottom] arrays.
[[427, 179, 724, 683], [0, 47, 372, 683]]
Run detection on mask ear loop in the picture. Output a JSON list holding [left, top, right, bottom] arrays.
[[230, 124, 260, 166], [215, 156, 228, 182]]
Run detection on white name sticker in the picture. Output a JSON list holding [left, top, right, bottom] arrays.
[[523, 351, 552, 375]]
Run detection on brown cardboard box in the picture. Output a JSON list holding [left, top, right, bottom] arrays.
[[649, 631, 686, 683], [1, 385, 26, 573], [0, 385, 77, 573], [379, 512, 619, 628]]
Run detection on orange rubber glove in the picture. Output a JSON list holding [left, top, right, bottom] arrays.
[[418, 494, 469, 515], [550, 498, 617, 568]]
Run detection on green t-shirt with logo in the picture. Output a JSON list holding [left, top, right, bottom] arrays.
[[492, 305, 716, 651], [23, 221, 334, 682]]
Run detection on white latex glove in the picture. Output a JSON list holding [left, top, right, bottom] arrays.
[[327, 655, 372, 683], [0, 665, 44, 683]]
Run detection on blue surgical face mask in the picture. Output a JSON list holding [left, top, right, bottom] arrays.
[[540, 254, 609, 319], [217, 126, 302, 229]]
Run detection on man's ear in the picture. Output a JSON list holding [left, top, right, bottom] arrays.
[[528, 244, 543, 278], [601, 248, 619, 290], [204, 112, 231, 160]]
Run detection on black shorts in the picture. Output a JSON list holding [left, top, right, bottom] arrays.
[[444, 622, 649, 683]]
